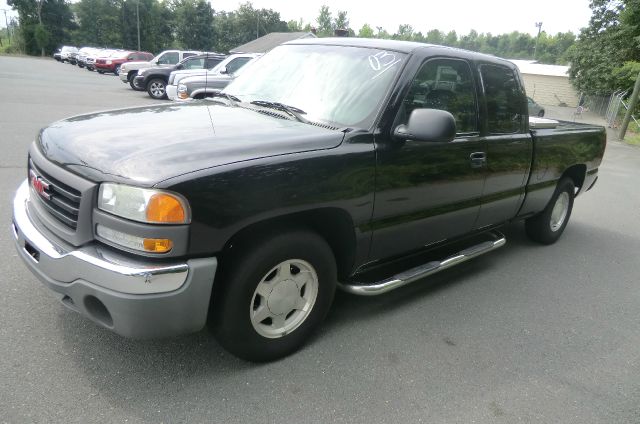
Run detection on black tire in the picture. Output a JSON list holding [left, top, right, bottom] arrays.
[[210, 230, 337, 362], [114, 65, 121, 75], [97, 70, 105, 74], [146, 78, 167, 99], [525, 177, 575, 245]]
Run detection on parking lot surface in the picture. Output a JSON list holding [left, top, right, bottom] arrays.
[[1, 55, 639, 423]]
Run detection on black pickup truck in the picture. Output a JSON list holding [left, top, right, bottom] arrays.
[[12, 38, 606, 362]]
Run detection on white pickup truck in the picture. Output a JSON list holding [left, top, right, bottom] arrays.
[[118, 50, 201, 89]]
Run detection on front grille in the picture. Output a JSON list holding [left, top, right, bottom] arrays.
[[29, 159, 81, 230]]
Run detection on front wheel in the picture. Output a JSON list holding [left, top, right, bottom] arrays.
[[147, 78, 167, 99], [210, 230, 337, 362], [525, 177, 575, 244]]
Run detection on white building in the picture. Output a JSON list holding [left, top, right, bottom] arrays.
[[510, 59, 579, 108]]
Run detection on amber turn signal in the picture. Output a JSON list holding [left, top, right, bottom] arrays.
[[143, 238, 173, 253], [146, 193, 187, 224]]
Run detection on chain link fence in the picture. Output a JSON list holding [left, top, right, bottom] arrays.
[[581, 91, 638, 128]]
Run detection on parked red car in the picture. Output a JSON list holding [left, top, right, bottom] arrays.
[[95, 50, 154, 75]]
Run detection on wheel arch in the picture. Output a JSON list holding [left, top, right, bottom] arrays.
[[220, 208, 357, 281], [561, 164, 587, 195]]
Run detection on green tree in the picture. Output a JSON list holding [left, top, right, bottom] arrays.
[[316, 5, 332, 36], [358, 23, 374, 38], [567, 0, 635, 94], [334, 10, 349, 31], [174, 0, 214, 50], [8, 0, 75, 55]]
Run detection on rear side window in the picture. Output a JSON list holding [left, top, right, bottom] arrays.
[[183, 52, 197, 59], [226, 57, 252, 74], [480, 65, 524, 134], [400, 58, 478, 134], [183, 58, 204, 69], [158, 52, 179, 65], [206, 57, 223, 69]]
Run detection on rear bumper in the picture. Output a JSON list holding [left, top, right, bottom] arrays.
[[12, 180, 217, 338]]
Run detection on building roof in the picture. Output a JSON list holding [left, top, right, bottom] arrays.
[[230, 32, 316, 54], [509, 59, 570, 77]]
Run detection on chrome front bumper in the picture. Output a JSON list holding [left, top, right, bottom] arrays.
[[12, 180, 217, 338], [166, 84, 178, 101]]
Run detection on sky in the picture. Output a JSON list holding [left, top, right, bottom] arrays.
[[1, 0, 593, 36]]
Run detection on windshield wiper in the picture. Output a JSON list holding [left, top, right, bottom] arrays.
[[208, 91, 240, 106], [249, 100, 308, 123]]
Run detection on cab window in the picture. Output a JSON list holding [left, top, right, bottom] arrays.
[[183, 58, 204, 69], [158, 52, 179, 65], [480, 65, 524, 134], [399, 58, 478, 135]]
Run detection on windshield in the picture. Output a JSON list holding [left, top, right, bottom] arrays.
[[224, 45, 406, 128], [111, 51, 131, 59]]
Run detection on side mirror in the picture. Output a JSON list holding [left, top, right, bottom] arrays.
[[176, 64, 183, 70], [393, 108, 456, 142], [219, 66, 228, 75]]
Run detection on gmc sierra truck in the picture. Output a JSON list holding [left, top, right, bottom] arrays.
[[12, 38, 606, 362]]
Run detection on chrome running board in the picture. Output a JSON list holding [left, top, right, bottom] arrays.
[[340, 231, 506, 296]]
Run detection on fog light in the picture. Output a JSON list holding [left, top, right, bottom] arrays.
[[96, 225, 173, 253]]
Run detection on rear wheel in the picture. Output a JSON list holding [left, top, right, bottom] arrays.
[[210, 230, 337, 362], [147, 78, 167, 99], [525, 177, 575, 244], [114, 65, 121, 75]]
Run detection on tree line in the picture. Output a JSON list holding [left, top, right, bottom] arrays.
[[6, 0, 576, 65], [568, 0, 640, 95]]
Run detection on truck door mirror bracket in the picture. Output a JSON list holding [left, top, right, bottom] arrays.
[[393, 108, 456, 143]]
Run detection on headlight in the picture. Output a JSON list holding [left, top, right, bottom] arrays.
[[98, 183, 190, 224], [178, 84, 188, 99], [106, 60, 112, 65]]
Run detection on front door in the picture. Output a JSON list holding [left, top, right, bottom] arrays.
[[370, 57, 487, 260]]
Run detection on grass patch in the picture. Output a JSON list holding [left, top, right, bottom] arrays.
[[623, 121, 640, 146]]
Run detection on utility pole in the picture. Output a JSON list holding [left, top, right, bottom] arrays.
[[256, 11, 259, 39], [136, 0, 141, 51], [534, 22, 542, 60], [618, 71, 640, 140], [2, 10, 10, 45]]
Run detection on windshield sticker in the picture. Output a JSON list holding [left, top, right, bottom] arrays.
[[368, 52, 401, 80]]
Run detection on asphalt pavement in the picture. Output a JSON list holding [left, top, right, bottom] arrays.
[[1, 55, 639, 424]]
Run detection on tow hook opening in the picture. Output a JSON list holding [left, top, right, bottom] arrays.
[[24, 241, 40, 262], [84, 295, 114, 328]]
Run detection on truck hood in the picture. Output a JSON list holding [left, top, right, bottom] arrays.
[[37, 102, 344, 186]]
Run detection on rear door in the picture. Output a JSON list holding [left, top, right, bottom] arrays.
[[474, 64, 533, 228], [370, 57, 487, 260]]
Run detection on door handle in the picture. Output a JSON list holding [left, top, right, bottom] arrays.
[[469, 152, 487, 168]]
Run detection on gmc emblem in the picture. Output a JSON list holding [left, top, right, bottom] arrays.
[[29, 169, 51, 200]]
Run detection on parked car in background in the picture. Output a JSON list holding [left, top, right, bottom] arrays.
[[118, 50, 201, 89], [166, 53, 260, 101], [86, 49, 115, 71], [134, 53, 226, 100], [59, 46, 78, 63], [528, 97, 545, 117], [174, 57, 258, 101], [76, 47, 99, 68], [68, 51, 79, 65], [95, 50, 154, 75], [53, 49, 62, 62]]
